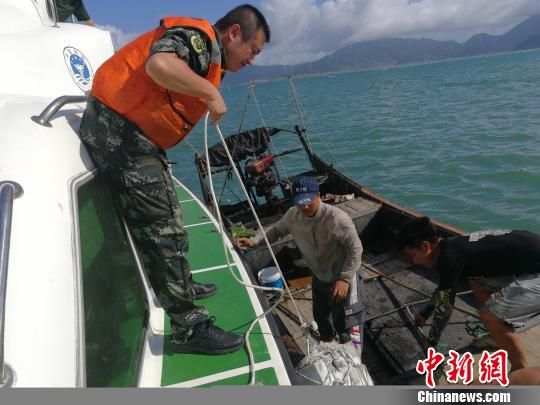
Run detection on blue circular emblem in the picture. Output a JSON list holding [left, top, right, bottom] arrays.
[[63, 47, 94, 92]]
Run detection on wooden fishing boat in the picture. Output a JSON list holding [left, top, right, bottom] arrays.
[[194, 81, 540, 385]]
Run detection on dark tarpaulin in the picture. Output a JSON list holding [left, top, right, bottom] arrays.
[[206, 127, 281, 167]]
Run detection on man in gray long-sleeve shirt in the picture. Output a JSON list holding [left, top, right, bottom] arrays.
[[236, 176, 365, 344]]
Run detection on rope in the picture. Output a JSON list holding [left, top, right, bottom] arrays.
[[287, 77, 312, 151], [465, 316, 489, 338], [236, 83, 252, 135], [363, 262, 480, 319], [248, 85, 292, 183], [286, 77, 356, 178], [183, 139, 202, 156], [203, 114, 309, 385]]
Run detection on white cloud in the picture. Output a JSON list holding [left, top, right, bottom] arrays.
[[257, 0, 540, 65], [97, 24, 140, 51]]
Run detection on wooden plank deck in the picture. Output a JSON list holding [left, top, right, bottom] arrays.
[[521, 326, 540, 367], [272, 249, 540, 384], [363, 251, 540, 368]]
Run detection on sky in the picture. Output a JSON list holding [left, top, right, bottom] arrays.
[[85, 0, 540, 65]]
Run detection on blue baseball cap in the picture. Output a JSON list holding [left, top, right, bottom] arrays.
[[293, 176, 319, 206]]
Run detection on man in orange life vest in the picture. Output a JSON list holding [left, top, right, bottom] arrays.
[[79, 5, 270, 354]]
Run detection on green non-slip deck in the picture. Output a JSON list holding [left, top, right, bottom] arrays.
[[159, 184, 277, 387]]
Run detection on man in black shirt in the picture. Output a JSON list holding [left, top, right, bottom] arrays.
[[54, 0, 94, 26], [398, 216, 540, 371]]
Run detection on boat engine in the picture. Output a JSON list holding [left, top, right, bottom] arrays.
[[245, 155, 279, 201]]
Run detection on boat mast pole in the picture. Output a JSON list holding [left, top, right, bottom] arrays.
[[237, 82, 252, 135], [235, 82, 259, 205], [288, 76, 311, 150], [287, 77, 317, 170]]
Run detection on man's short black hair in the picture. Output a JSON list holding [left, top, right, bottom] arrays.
[[397, 216, 439, 250], [215, 4, 271, 43]]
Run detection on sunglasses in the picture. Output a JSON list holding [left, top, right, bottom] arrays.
[[295, 198, 314, 207]]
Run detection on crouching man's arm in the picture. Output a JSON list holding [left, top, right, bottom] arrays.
[[418, 288, 455, 347]]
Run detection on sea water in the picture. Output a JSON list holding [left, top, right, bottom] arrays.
[[169, 49, 540, 233]]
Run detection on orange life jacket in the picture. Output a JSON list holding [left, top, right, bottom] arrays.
[[92, 17, 222, 149]]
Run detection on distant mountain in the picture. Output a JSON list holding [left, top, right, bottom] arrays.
[[460, 14, 540, 56], [224, 15, 540, 85], [515, 35, 540, 50]]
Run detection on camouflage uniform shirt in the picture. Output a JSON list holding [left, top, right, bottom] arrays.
[[79, 25, 226, 340], [150, 26, 214, 78], [93, 25, 224, 137]]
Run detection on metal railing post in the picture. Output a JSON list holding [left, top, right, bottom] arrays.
[[0, 181, 23, 387], [46, 0, 60, 27], [31, 95, 88, 127]]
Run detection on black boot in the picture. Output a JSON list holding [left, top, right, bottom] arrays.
[[192, 281, 217, 299], [171, 317, 244, 355]]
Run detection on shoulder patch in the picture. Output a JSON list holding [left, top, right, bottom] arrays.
[[190, 35, 207, 55]]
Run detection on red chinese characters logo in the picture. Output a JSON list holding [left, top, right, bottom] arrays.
[[445, 350, 474, 385], [478, 350, 509, 386], [416, 347, 445, 389], [417, 349, 509, 387]]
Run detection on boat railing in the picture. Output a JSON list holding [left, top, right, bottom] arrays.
[[0, 181, 23, 387], [33, 0, 60, 27], [31, 95, 88, 127], [45, 0, 60, 27]]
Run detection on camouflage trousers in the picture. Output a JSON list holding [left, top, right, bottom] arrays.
[[79, 96, 208, 341]]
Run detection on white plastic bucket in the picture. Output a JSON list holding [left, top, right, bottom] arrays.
[[258, 266, 284, 288]]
